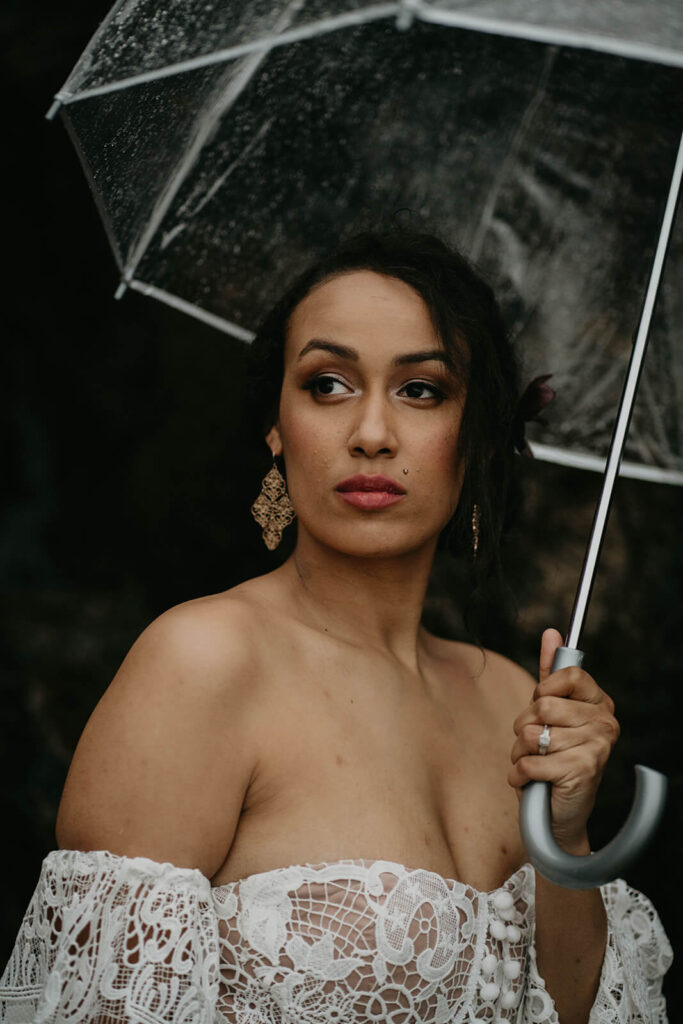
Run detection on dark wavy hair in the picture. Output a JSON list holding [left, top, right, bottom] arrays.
[[246, 227, 522, 626]]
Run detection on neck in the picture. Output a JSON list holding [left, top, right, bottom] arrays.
[[277, 530, 438, 671]]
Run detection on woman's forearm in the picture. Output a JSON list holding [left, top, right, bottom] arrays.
[[533, 836, 607, 1024]]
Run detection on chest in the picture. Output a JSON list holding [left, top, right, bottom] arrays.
[[212, 643, 526, 891]]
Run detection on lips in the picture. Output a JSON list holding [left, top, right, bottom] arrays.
[[335, 474, 406, 494], [334, 474, 407, 510]]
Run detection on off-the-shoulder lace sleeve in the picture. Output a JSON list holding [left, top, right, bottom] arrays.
[[0, 849, 220, 1024], [524, 876, 673, 1023]]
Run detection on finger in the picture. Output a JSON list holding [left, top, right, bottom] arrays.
[[507, 745, 605, 790], [534, 666, 612, 707], [510, 722, 609, 763], [514, 694, 605, 735], [539, 628, 564, 685], [508, 749, 573, 788]]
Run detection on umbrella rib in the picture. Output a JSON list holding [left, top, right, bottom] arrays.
[[527, 443, 683, 486], [45, 0, 131, 118], [60, 101, 125, 274], [47, 5, 399, 113], [118, 0, 310, 293], [416, 5, 683, 69], [124, 280, 255, 341]]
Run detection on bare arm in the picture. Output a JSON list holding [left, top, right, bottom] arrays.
[[533, 834, 607, 1024], [57, 596, 259, 876]]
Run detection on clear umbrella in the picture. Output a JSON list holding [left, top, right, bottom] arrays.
[[46, 0, 681, 886], [46, 0, 683, 482]]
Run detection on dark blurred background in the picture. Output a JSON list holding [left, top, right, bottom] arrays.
[[2, 0, 681, 1013]]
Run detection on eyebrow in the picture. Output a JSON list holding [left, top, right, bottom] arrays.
[[297, 338, 451, 367]]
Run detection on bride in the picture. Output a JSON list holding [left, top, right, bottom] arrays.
[[0, 230, 671, 1024]]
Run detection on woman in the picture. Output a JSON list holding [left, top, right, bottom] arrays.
[[0, 230, 672, 1023]]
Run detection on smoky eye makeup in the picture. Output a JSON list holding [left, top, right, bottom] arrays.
[[301, 371, 453, 403], [295, 352, 461, 402], [301, 372, 351, 397], [397, 364, 460, 399], [399, 379, 448, 401]]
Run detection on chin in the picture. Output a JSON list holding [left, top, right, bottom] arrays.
[[305, 519, 440, 559]]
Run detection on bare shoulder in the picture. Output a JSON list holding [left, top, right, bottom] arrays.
[[477, 644, 536, 700], [56, 589, 268, 877], [129, 588, 265, 681], [427, 632, 536, 714]]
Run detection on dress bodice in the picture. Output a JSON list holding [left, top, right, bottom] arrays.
[[0, 849, 673, 1023], [209, 857, 536, 1023]]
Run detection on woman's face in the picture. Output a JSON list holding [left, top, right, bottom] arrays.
[[267, 270, 467, 559]]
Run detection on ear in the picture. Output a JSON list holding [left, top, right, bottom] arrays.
[[265, 424, 283, 456]]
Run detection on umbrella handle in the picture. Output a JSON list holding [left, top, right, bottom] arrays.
[[519, 646, 668, 889]]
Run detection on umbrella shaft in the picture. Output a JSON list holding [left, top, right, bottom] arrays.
[[566, 129, 683, 650]]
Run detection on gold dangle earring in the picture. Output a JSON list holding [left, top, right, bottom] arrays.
[[251, 453, 296, 551], [471, 503, 480, 560]]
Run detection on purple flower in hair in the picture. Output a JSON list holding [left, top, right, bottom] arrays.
[[512, 374, 555, 456]]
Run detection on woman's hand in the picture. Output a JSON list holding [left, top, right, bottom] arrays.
[[508, 628, 621, 852]]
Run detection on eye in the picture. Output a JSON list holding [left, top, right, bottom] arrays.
[[399, 380, 446, 401], [303, 374, 351, 397]]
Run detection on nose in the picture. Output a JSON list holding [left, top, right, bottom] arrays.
[[348, 390, 398, 459]]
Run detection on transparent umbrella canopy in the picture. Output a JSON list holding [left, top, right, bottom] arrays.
[[48, 0, 683, 484], [47, 0, 682, 886]]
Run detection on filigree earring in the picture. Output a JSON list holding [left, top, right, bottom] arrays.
[[472, 503, 480, 560], [251, 453, 296, 550]]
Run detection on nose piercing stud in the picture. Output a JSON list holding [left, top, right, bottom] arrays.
[[402, 468, 409, 475]]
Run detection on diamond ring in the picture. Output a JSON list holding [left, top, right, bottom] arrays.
[[538, 724, 551, 755]]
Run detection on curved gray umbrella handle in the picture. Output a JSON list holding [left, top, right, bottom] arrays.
[[519, 646, 668, 889]]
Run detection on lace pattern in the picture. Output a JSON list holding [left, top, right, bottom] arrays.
[[211, 859, 535, 1023], [0, 850, 672, 1024], [588, 879, 673, 1023], [0, 849, 220, 1023]]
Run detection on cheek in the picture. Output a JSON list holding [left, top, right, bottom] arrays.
[[278, 399, 339, 475], [433, 433, 460, 469], [415, 422, 461, 478], [409, 423, 464, 516]]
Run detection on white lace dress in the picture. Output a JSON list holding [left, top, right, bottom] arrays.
[[0, 849, 672, 1023]]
